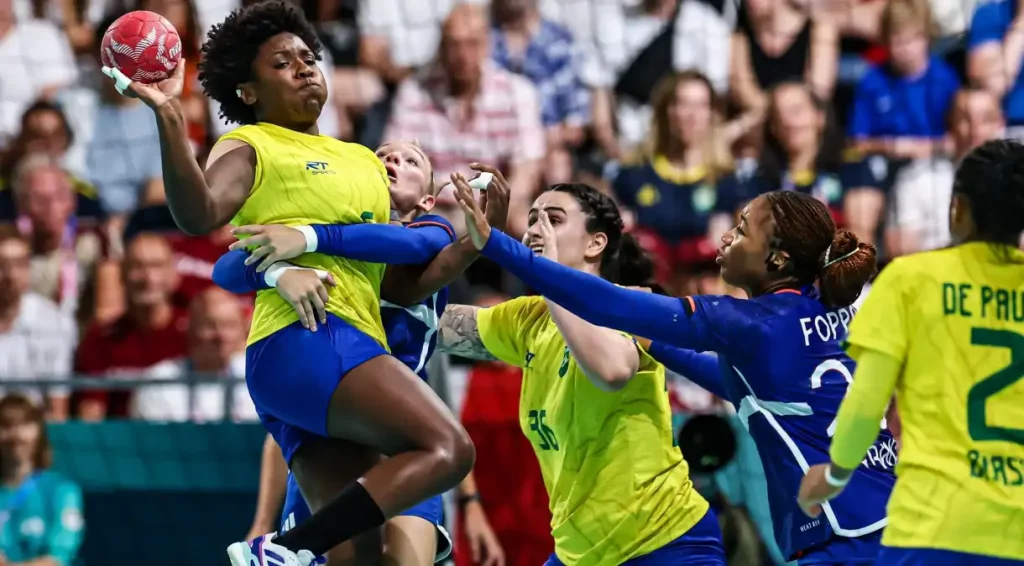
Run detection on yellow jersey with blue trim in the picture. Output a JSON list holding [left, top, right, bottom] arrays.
[[221, 122, 391, 347], [477, 295, 709, 566], [846, 243, 1024, 559]]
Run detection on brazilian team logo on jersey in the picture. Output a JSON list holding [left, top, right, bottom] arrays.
[[558, 347, 571, 377], [692, 183, 716, 213]]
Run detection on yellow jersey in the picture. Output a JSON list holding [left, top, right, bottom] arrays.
[[477, 296, 708, 566], [221, 123, 392, 346], [846, 243, 1024, 559]]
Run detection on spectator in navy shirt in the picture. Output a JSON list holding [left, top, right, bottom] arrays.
[[720, 82, 887, 245], [491, 0, 589, 184], [967, 0, 1024, 137], [849, 0, 960, 160], [609, 71, 735, 290]]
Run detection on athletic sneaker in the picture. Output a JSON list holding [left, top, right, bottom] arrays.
[[226, 532, 325, 566]]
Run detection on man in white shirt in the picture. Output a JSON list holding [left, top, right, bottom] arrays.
[[0, 231, 76, 420], [0, 0, 78, 148], [132, 287, 256, 423], [887, 88, 1006, 256]]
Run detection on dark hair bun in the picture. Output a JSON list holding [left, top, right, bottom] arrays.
[[818, 229, 877, 308], [612, 233, 655, 287]]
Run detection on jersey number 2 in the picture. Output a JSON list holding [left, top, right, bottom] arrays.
[[968, 328, 1024, 445], [528, 409, 559, 451]]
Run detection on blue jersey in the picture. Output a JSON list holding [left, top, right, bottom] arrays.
[[675, 289, 895, 559], [380, 214, 454, 380], [473, 230, 897, 562]]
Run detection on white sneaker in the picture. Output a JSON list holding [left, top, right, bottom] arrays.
[[226, 532, 324, 566]]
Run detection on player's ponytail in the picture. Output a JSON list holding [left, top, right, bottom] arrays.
[[765, 190, 878, 308], [818, 229, 877, 308], [606, 232, 654, 287]]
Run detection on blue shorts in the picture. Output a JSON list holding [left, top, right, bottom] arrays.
[[544, 509, 725, 565], [796, 530, 883, 565], [281, 473, 451, 561], [876, 547, 1024, 565], [246, 314, 387, 463]]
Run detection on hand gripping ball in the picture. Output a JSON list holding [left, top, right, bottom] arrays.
[[100, 10, 182, 84]]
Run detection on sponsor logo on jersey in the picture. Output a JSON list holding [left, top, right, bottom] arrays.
[[305, 161, 336, 175]]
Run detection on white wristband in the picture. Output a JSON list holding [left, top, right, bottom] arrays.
[[264, 263, 298, 288], [824, 464, 851, 488], [295, 225, 318, 253]]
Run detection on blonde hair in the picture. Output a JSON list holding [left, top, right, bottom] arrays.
[[644, 71, 733, 183], [377, 140, 438, 196], [881, 0, 935, 40]]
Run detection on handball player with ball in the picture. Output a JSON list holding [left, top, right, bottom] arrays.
[[100, 3, 477, 566]]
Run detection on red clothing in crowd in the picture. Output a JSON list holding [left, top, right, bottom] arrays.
[[456, 362, 553, 566], [73, 308, 189, 417], [167, 232, 229, 304]]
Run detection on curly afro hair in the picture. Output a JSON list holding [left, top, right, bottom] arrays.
[[198, 1, 322, 126]]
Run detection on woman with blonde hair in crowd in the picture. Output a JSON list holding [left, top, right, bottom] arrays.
[[609, 71, 737, 293]]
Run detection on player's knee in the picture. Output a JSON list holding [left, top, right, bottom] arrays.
[[433, 424, 475, 486]]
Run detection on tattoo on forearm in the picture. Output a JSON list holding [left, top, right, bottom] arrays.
[[437, 305, 497, 361]]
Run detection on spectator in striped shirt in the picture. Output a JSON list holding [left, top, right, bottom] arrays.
[[0, 230, 76, 421], [491, 0, 590, 184], [384, 3, 546, 238]]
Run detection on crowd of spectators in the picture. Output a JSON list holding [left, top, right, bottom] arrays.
[[0, 0, 1021, 563]]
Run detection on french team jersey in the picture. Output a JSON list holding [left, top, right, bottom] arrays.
[[473, 229, 897, 561], [671, 289, 896, 558], [379, 214, 455, 380]]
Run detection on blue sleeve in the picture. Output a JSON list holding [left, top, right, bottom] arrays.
[[212, 249, 269, 293], [481, 229, 743, 352], [45, 480, 85, 565], [311, 221, 454, 265], [649, 342, 728, 399], [969, 0, 1011, 49], [848, 71, 880, 138]]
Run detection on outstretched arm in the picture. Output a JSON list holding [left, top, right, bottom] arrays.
[[212, 249, 269, 293], [309, 221, 454, 264], [234, 221, 455, 271], [382, 236, 479, 306], [481, 229, 711, 350], [436, 305, 498, 361]]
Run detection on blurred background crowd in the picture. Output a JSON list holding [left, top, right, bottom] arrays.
[[0, 0, 1019, 563]]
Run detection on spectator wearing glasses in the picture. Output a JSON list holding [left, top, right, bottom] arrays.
[[0, 231, 76, 421]]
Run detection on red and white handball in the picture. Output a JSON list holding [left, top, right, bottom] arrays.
[[100, 10, 181, 84]]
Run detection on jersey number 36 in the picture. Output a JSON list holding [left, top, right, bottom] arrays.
[[528, 409, 559, 451]]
